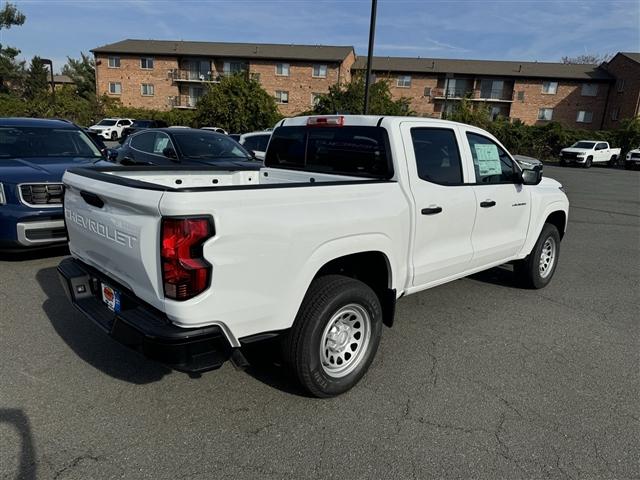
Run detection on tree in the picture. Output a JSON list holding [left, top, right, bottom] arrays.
[[0, 2, 26, 92], [561, 53, 613, 65], [312, 77, 414, 116], [24, 56, 50, 100], [194, 73, 280, 132], [62, 53, 96, 99]]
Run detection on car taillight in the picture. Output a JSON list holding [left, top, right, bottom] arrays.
[[161, 217, 213, 301]]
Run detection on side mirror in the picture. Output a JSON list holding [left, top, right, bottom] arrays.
[[521, 166, 542, 185], [247, 149, 258, 160], [106, 148, 119, 161], [162, 147, 178, 161]]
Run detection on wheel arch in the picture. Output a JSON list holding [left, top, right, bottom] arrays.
[[545, 210, 567, 240]]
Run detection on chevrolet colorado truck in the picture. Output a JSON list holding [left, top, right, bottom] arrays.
[[58, 115, 569, 397], [559, 140, 620, 168], [624, 146, 640, 169]]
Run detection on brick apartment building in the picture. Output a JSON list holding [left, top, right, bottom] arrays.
[[92, 39, 355, 116], [92, 39, 638, 130]]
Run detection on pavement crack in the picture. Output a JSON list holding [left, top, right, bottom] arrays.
[[53, 454, 103, 480]]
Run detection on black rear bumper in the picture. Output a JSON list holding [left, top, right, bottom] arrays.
[[57, 257, 232, 373]]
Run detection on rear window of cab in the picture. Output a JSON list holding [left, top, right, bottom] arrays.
[[265, 126, 393, 179]]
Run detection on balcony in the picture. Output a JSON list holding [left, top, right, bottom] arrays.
[[169, 95, 201, 109], [431, 87, 514, 102], [169, 69, 222, 83]]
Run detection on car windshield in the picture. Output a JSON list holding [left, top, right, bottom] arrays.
[[0, 126, 103, 159], [132, 120, 153, 128], [172, 131, 250, 160], [571, 141, 596, 149], [97, 119, 117, 126]]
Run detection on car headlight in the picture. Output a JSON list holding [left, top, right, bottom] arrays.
[[0, 183, 6, 205], [627, 154, 631, 160]]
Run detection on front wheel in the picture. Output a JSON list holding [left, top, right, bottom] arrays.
[[514, 223, 561, 289], [584, 156, 593, 168], [283, 275, 383, 398]]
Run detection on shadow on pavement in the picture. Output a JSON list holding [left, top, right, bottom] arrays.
[[0, 245, 68, 262], [0, 409, 36, 480], [36, 266, 171, 385], [469, 264, 522, 289]]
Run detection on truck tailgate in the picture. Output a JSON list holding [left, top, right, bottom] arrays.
[[63, 171, 165, 310]]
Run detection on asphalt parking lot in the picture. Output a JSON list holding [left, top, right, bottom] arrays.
[[1, 165, 638, 479]]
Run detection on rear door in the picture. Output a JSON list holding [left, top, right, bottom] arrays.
[[63, 171, 166, 309], [400, 122, 477, 286], [462, 131, 531, 267]]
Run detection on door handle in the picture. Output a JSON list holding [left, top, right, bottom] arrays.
[[480, 200, 496, 208], [421, 206, 443, 215]]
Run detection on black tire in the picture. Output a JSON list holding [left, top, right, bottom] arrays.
[[111, 131, 118, 141], [608, 156, 618, 167], [283, 275, 383, 398], [514, 223, 561, 289], [624, 162, 632, 170], [584, 156, 593, 168], [559, 158, 567, 167]]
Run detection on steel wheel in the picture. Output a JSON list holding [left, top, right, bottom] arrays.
[[539, 236, 557, 279], [320, 303, 371, 378]]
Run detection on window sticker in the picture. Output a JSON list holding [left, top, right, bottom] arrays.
[[474, 143, 502, 176], [154, 137, 169, 153]]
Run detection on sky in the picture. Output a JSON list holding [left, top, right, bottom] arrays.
[[2, 0, 639, 73]]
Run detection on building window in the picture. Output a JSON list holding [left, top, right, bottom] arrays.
[[517, 90, 525, 101], [276, 63, 290, 76], [581, 83, 598, 96], [140, 57, 154, 69], [108, 56, 120, 68], [423, 87, 432, 97], [537, 108, 553, 121], [223, 61, 245, 75], [108, 82, 122, 95], [275, 90, 289, 104], [311, 92, 323, 106], [576, 110, 593, 123], [312, 64, 327, 78], [141, 84, 154, 96], [397, 75, 412, 88], [541, 81, 558, 94], [616, 79, 625, 92], [611, 107, 620, 121]]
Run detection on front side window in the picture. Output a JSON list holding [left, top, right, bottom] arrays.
[[537, 108, 553, 121], [275, 90, 289, 104], [411, 128, 463, 185], [141, 83, 155, 96], [595, 142, 608, 150], [108, 56, 120, 68], [108, 82, 122, 95], [576, 110, 593, 123], [152, 133, 171, 154], [140, 57, 154, 69], [397, 75, 412, 88], [0, 127, 102, 159], [276, 63, 290, 76], [130, 132, 156, 153], [466, 132, 518, 184], [265, 125, 392, 179], [312, 64, 327, 78], [541, 81, 558, 94], [242, 134, 270, 152], [581, 83, 598, 96]]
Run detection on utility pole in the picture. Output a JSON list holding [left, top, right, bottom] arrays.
[[363, 0, 377, 114]]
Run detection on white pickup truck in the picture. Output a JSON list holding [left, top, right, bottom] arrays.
[[58, 115, 569, 397], [559, 140, 621, 168]]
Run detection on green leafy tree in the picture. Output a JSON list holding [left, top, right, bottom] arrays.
[[194, 73, 280, 132], [62, 53, 95, 99], [24, 56, 50, 100], [313, 77, 413, 116], [0, 2, 26, 92]]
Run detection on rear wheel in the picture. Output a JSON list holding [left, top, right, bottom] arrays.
[[608, 155, 618, 167], [283, 275, 383, 398], [584, 156, 593, 168], [514, 223, 561, 289]]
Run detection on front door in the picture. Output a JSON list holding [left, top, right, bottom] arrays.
[[401, 123, 477, 287], [463, 131, 531, 267]]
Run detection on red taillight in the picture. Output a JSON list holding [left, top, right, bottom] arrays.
[[307, 115, 344, 127], [161, 217, 213, 301]]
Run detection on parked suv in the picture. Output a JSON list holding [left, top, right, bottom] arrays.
[[231, 131, 272, 160], [0, 118, 103, 249], [624, 146, 640, 169], [88, 118, 133, 141]]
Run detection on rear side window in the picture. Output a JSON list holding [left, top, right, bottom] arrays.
[[411, 128, 463, 185], [466, 132, 518, 184], [130, 132, 156, 153], [265, 126, 392, 178], [243, 134, 270, 152]]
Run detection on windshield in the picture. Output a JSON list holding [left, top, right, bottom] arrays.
[[0, 127, 103, 159], [571, 141, 596, 149], [97, 119, 117, 126], [132, 120, 153, 128], [172, 131, 250, 160]]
